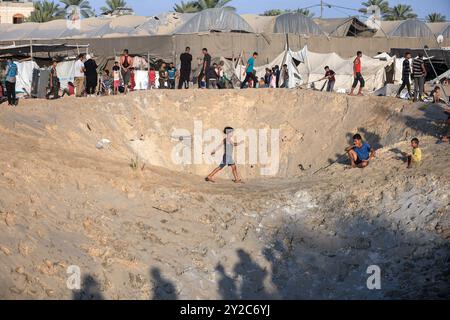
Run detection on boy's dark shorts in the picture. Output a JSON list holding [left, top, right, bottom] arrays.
[[355, 157, 368, 165], [219, 155, 235, 168]]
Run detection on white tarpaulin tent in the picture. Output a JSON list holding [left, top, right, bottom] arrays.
[[234, 49, 304, 88], [15, 60, 39, 94], [294, 46, 394, 92]]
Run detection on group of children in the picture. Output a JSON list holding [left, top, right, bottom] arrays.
[[257, 65, 289, 89], [205, 128, 425, 184], [345, 134, 422, 170], [98, 61, 137, 95]]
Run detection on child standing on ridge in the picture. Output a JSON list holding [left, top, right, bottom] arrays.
[[148, 67, 156, 89], [112, 61, 121, 95], [407, 138, 422, 169], [205, 127, 244, 183], [168, 63, 176, 89]]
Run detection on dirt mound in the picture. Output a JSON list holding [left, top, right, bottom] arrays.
[[0, 89, 449, 299]]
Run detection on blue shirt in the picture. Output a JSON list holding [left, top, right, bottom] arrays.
[[354, 142, 371, 161], [168, 67, 176, 80], [6, 62, 18, 82], [246, 57, 254, 73]]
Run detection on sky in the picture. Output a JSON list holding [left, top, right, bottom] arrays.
[[79, 0, 450, 21]]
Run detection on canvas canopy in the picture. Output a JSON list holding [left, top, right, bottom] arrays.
[[0, 43, 89, 56], [313, 17, 376, 37], [273, 13, 324, 36], [374, 20, 434, 38], [174, 8, 254, 34], [294, 46, 393, 92]]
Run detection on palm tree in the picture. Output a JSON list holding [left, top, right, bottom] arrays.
[[28, 0, 60, 22], [384, 4, 417, 21], [361, 0, 390, 15], [294, 8, 315, 18], [197, 0, 234, 10], [100, 0, 128, 13], [426, 12, 446, 23], [261, 9, 285, 16], [173, 1, 200, 13], [59, 0, 95, 19]]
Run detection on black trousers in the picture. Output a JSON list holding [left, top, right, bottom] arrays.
[[46, 80, 60, 99], [397, 78, 411, 97], [86, 76, 97, 95], [241, 72, 257, 88], [6, 81, 16, 105], [352, 72, 365, 89], [178, 70, 190, 89]]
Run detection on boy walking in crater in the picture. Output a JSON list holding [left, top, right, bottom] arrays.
[[205, 127, 244, 183]]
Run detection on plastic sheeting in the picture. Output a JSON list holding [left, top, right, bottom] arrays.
[[0, 9, 254, 42], [133, 70, 148, 90], [133, 12, 194, 36], [174, 8, 254, 34], [274, 13, 324, 36], [374, 20, 434, 38], [294, 46, 393, 92], [56, 60, 76, 89], [15, 60, 39, 94], [314, 18, 376, 37]]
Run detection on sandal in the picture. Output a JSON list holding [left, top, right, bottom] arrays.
[[205, 177, 215, 183]]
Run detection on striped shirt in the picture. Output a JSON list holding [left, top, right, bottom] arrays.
[[412, 57, 424, 78]]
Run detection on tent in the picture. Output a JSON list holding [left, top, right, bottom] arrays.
[[234, 49, 303, 88], [374, 20, 434, 38], [173, 8, 254, 34], [313, 17, 376, 37], [273, 13, 324, 35], [427, 22, 450, 38], [294, 46, 394, 92]]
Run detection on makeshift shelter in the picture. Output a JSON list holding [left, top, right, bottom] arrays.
[[233, 49, 304, 88], [427, 22, 450, 38], [294, 46, 394, 92], [0, 43, 89, 57], [174, 8, 254, 34], [273, 13, 324, 36], [374, 20, 434, 38], [314, 17, 376, 37]]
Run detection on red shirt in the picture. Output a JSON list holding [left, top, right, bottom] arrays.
[[354, 57, 361, 73], [325, 70, 336, 82], [68, 84, 75, 95], [149, 70, 156, 83]]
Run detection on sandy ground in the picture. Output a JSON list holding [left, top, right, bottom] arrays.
[[0, 89, 448, 299]]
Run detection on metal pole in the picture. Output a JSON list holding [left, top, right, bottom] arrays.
[[30, 40, 33, 61], [321, 0, 323, 18], [423, 47, 438, 79]]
